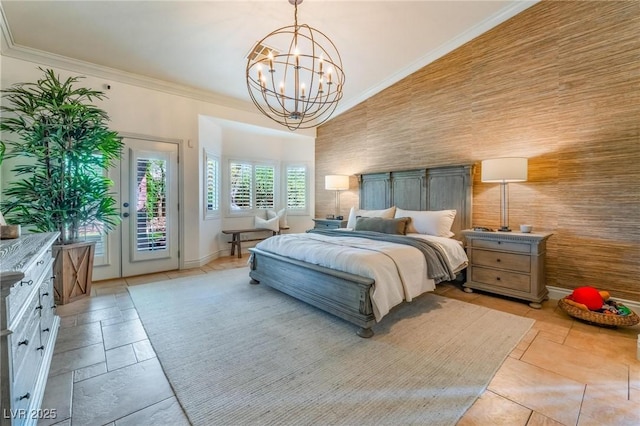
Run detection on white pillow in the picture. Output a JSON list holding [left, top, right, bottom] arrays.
[[394, 208, 457, 237], [346, 206, 396, 229], [267, 208, 288, 228], [255, 215, 279, 232]]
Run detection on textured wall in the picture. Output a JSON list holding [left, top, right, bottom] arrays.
[[315, 1, 640, 300]]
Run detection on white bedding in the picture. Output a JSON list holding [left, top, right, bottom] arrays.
[[254, 232, 468, 321]]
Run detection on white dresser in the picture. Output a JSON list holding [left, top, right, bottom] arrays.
[[1, 232, 60, 426]]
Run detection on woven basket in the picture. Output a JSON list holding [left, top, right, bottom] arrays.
[[558, 297, 640, 327]]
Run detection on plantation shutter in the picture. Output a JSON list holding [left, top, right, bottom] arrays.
[[286, 165, 307, 211], [255, 165, 275, 209], [230, 162, 252, 211], [135, 158, 168, 252], [205, 156, 219, 213]]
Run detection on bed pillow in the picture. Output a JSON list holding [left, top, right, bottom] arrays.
[[346, 206, 396, 229], [255, 215, 279, 232], [394, 208, 457, 237], [354, 217, 409, 235], [267, 208, 288, 228]]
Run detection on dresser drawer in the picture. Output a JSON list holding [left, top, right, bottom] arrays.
[[471, 239, 531, 254], [7, 251, 53, 323], [10, 295, 41, 369], [40, 279, 56, 347], [12, 331, 43, 412], [12, 319, 42, 386], [472, 267, 531, 293], [473, 249, 531, 273]]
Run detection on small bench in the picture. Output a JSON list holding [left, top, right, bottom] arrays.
[[222, 227, 289, 258]]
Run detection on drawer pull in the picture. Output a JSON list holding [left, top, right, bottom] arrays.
[[52, 305, 57, 309], [18, 339, 29, 346], [19, 393, 30, 401], [37, 259, 45, 265], [42, 328, 50, 333], [42, 292, 49, 296], [496, 277, 501, 281], [50, 275, 56, 281], [496, 258, 501, 262], [35, 305, 43, 311], [37, 345, 45, 351], [20, 279, 34, 286]]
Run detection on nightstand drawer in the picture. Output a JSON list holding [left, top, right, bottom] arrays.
[[473, 249, 531, 273], [315, 221, 339, 229], [471, 239, 531, 254], [312, 219, 346, 229], [472, 267, 531, 293]]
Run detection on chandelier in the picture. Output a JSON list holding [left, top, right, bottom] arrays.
[[246, 0, 345, 131]]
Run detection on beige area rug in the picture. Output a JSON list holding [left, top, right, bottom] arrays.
[[129, 267, 534, 426]]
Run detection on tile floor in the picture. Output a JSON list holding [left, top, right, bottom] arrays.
[[39, 256, 639, 426]]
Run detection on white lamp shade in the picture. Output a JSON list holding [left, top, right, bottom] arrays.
[[325, 175, 350, 191], [481, 158, 528, 183]]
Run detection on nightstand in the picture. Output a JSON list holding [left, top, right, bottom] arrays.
[[312, 218, 347, 229], [461, 230, 553, 308]]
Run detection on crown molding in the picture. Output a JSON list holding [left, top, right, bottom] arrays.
[[332, 0, 540, 119]]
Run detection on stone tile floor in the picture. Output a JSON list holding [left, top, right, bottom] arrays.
[[39, 256, 639, 425]]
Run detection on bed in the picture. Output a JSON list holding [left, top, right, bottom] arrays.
[[249, 165, 473, 337]]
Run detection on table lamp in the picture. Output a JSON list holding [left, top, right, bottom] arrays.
[[481, 157, 528, 232], [325, 175, 349, 218]]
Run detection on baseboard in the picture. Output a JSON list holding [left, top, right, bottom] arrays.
[[182, 251, 222, 269], [547, 286, 640, 311]]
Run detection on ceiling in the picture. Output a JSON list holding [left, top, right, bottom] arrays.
[[0, 0, 536, 125]]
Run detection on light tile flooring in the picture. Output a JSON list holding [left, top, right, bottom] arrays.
[[40, 256, 640, 426]]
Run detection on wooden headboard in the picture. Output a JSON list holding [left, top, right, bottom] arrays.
[[358, 165, 473, 240]]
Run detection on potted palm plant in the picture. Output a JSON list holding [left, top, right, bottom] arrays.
[[0, 68, 123, 304]]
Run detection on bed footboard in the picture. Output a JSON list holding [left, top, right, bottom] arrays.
[[249, 248, 376, 337]]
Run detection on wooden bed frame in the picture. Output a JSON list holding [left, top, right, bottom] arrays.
[[249, 165, 473, 337]]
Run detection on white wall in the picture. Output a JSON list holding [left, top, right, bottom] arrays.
[[1, 55, 315, 271]]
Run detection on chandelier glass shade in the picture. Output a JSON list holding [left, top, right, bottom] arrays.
[[246, 0, 345, 131]]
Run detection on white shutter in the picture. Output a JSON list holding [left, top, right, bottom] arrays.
[[286, 165, 307, 211], [255, 165, 275, 209], [230, 162, 252, 211], [205, 153, 219, 218]]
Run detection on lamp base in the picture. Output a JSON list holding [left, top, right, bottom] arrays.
[[498, 226, 512, 232]]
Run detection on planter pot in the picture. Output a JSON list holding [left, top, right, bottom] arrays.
[[53, 241, 96, 305]]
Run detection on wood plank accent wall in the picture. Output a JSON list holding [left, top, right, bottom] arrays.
[[315, 1, 640, 301]]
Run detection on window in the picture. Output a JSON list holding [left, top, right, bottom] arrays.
[[204, 150, 220, 219], [255, 165, 275, 209], [285, 164, 308, 213], [227, 159, 309, 216], [229, 160, 276, 214]]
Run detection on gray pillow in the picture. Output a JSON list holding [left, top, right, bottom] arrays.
[[354, 217, 410, 235]]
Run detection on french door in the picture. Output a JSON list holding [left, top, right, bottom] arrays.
[[93, 136, 180, 280]]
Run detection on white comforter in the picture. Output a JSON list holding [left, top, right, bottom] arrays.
[[254, 232, 468, 321]]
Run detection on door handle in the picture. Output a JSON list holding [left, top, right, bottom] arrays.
[[122, 212, 130, 218]]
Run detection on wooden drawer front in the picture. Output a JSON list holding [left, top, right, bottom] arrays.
[[471, 239, 531, 254], [473, 250, 531, 273], [40, 279, 56, 347], [472, 267, 531, 293], [12, 332, 43, 412], [12, 320, 42, 386], [10, 295, 41, 366], [315, 221, 339, 229], [7, 252, 53, 322]]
